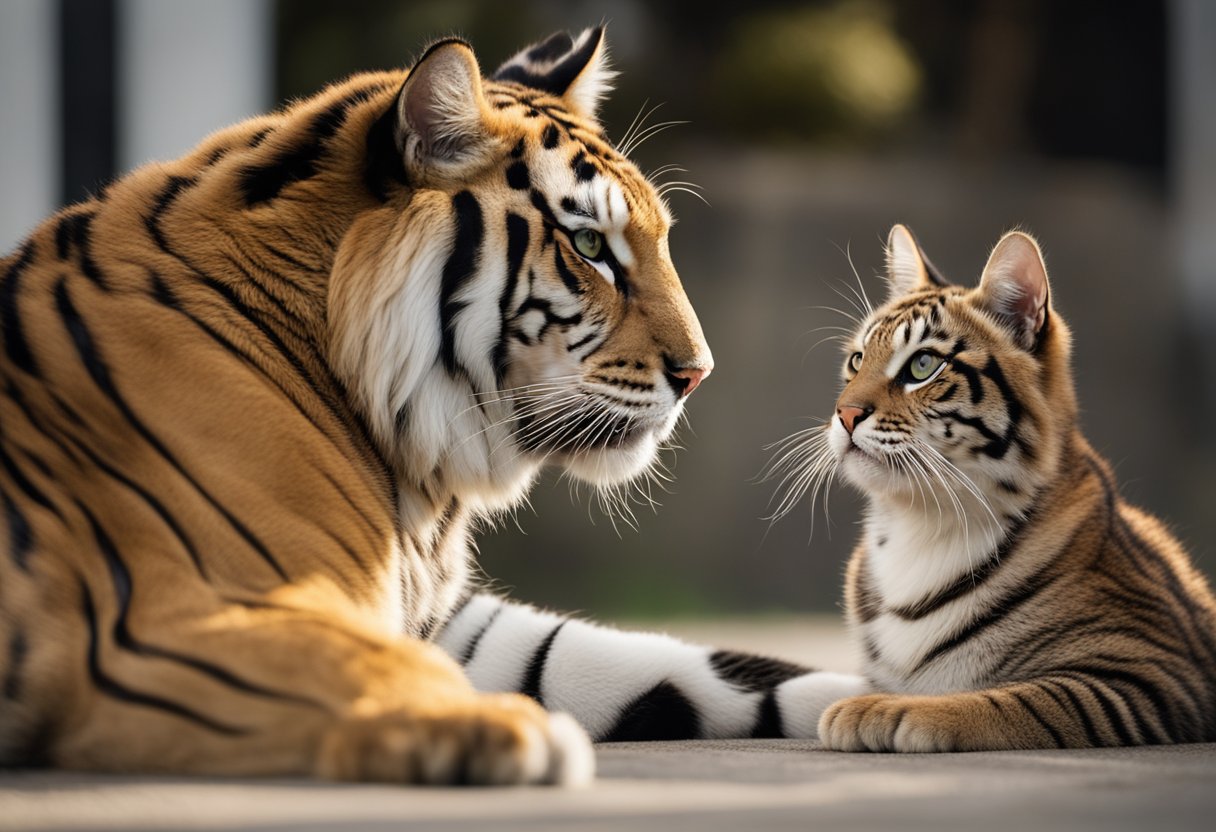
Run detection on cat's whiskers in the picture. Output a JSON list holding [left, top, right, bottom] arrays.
[[760, 427, 839, 536], [913, 439, 1002, 540]]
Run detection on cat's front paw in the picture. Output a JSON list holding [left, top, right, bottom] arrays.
[[819, 694, 965, 752], [316, 694, 594, 786]]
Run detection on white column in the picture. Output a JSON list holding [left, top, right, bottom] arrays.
[[117, 0, 273, 172], [0, 0, 59, 253]]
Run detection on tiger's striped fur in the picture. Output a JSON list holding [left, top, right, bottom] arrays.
[[776, 225, 1216, 751], [0, 27, 733, 783]]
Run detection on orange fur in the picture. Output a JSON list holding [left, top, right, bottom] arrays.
[[0, 30, 706, 783]]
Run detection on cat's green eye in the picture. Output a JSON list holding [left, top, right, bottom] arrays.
[[848, 352, 863, 372], [907, 351, 944, 382], [573, 228, 604, 260]]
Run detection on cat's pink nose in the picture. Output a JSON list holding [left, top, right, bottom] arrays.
[[837, 405, 872, 435]]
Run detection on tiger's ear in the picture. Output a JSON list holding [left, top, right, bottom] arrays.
[[976, 230, 1051, 350], [396, 39, 496, 179], [492, 27, 615, 122], [885, 224, 948, 300]]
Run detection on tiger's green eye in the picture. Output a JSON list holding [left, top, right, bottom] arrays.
[[573, 228, 604, 260], [908, 351, 944, 382], [848, 352, 863, 372]]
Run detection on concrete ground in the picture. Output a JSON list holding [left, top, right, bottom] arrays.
[[3, 619, 1214, 832]]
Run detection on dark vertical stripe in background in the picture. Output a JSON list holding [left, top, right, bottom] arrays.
[[59, 0, 116, 205]]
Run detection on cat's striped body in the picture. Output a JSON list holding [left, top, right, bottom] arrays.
[[781, 226, 1216, 750]]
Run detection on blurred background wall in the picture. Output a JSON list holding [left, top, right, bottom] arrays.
[[1, 0, 1212, 619]]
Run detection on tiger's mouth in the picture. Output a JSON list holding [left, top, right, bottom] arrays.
[[508, 393, 673, 487], [515, 407, 652, 455]]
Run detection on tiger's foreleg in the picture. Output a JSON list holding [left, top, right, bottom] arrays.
[[46, 593, 593, 784], [818, 672, 1187, 751], [437, 593, 869, 741]]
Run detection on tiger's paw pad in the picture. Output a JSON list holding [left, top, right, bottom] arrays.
[[316, 695, 595, 786], [819, 694, 959, 753]]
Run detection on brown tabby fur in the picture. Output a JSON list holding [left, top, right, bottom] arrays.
[[817, 227, 1216, 750]]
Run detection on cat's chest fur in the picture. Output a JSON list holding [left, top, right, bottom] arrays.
[[850, 509, 1034, 695]]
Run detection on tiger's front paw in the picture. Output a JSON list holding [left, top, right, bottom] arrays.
[[316, 693, 594, 786], [819, 694, 964, 752]]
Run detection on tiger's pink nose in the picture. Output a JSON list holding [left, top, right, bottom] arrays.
[[666, 364, 712, 399], [837, 405, 872, 435]]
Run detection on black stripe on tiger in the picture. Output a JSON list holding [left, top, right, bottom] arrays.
[[239, 83, 389, 207], [514, 294, 582, 343], [751, 690, 785, 739], [505, 161, 530, 190], [439, 191, 484, 377], [461, 607, 501, 665], [47, 414, 213, 582], [1, 242, 38, 376], [1, 488, 33, 572], [79, 503, 323, 710], [363, 97, 408, 203], [146, 271, 352, 468], [602, 681, 701, 743], [53, 211, 107, 289], [520, 622, 565, 705], [710, 650, 807, 693], [53, 278, 290, 582], [566, 331, 598, 354], [0, 441, 64, 524], [145, 177, 388, 480], [494, 213, 529, 383], [80, 580, 249, 737], [493, 29, 601, 98], [3, 629, 27, 701], [552, 246, 583, 296]]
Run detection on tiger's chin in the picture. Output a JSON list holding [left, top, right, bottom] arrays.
[[558, 427, 662, 487]]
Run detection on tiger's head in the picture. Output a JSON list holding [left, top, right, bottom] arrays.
[[767, 224, 1075, 532], [330, 29, 712, 513]]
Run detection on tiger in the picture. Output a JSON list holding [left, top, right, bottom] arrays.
[[0, 25, 873, 785], [765, 223, 1216, 751]]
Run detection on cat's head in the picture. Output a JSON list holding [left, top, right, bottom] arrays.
[[827, 225, 1075, 512]]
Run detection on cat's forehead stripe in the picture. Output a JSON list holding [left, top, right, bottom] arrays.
[[885, 315, 937, 377]]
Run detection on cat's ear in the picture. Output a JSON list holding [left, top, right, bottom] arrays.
[[976, 230, 1051, 350], [884, 224, 948, 300], [395, 39, 496, 180], [492, 27, 615, 122]]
